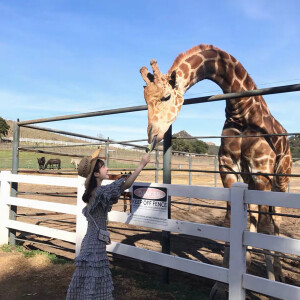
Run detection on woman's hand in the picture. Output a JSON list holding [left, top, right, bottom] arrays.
[[139, 153, 150, 168], [122, 153, 151, 191]]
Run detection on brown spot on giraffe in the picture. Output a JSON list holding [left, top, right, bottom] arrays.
[[244, 73, 255, 90], [152, 116, 158, 123], [217, 59, 227, 77], [189, 72, 195, 83], [235, 62, 246, 80], [203, 49, 218, 59], [179, 63, 189, 79], [186, 55, 202, 69], [232, 79, 241, 91], [204, 60, 216, 76], [170, 106, 176, 114]]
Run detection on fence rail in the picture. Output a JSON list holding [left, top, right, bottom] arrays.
[[2, 137, 87, 145], [0, 171, 300, 299]]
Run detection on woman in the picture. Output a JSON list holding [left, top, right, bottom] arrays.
[[66, 149, 150, 299]]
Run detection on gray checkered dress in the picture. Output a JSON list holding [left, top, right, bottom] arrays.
[[66, 178, 125, 300]]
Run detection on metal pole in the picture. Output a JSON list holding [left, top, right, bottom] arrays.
[[16, 83, 300, 126], [10, 120, 20, 245], [188, 154, 192, 211], [214, 155, 218, 187], [155, 149, 159, 183], [21, 124, 146, 150], [105, 138, 110, 168], [162, 125, 172, 284]]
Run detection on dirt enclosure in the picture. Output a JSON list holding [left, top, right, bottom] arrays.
[[1, 167, 300, 299]]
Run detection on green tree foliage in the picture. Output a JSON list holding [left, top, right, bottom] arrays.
[[172, 138, 208, 154], [289, 135, 300, 159], [0, 117, 10, 139]]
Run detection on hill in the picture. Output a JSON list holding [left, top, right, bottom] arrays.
[[173, 130, 219, 155], [173, 130, 193, 139]]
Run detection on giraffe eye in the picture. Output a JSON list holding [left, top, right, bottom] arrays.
[[161, 94, 171, 101]]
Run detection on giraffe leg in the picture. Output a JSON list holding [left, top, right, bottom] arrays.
[[272, 205, 285, 282], [271, 155, 291, 282], [209, 249, 229, 300], [255, 176, 279, 282], [247, 203, 259, 269]]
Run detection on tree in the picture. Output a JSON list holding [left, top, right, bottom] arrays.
[[0, 117, 10, 139], [172, 138, 208, 154], [172, 138, 190, 152], [189, 139, 209, 154], [289, 135, 300, 159], [171, 130, 209, 154]]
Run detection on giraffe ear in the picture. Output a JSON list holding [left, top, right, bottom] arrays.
[[169, 70, 177, 89]]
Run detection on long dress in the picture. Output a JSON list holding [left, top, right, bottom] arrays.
[[66, 178, 125, 300]]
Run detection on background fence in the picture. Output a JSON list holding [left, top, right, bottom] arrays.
[[0, 171, 299, 299]]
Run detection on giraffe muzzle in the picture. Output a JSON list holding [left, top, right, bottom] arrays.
[[146, 135, 158, 153]]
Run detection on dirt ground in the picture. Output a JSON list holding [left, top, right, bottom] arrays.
[[1, 166, 300, 299], [0, 249, 211, 300]]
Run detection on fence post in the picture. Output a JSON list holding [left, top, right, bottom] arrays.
[[162, 125, 172, 284], [188, 154, 192, 211], [0, 171, 11, 245], [10, 120, 20, 245], [228, 182, 248, 300], [214, 155, 217, 187], [75, 176, 87, 256], [155, 149, 159, 183], [105, 138, 110, 168]]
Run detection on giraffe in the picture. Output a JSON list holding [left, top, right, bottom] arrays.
[[140, 44, 292, 299]]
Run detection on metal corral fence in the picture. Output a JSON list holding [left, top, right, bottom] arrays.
[[0, 171, 299, 299], [2, 140, 299, 193]]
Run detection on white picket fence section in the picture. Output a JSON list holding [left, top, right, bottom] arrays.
[[0, 171, 299, 300]]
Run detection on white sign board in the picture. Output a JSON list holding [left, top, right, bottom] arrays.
[[131, 185, 168, 226]]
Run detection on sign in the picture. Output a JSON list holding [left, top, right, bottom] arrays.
[[131, 185, 168, 226]]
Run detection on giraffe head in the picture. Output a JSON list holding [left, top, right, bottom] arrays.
[[140, 59, 184, 147]]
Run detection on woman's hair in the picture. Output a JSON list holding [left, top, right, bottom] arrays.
[[82, 159, 105, 203]]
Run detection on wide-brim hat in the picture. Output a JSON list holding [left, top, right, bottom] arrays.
[[78, 149, 102, 189]]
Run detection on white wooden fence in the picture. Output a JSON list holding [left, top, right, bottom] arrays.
[[0, 170, 299, 300]]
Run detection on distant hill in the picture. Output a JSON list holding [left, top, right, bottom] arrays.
[[155, 130, 219, 155], [173, 130, 193, 139]]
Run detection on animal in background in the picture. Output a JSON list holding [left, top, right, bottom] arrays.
[[37, 157, 45, 170], [71, 158, 81, 169], [45, 158, 61, 170]]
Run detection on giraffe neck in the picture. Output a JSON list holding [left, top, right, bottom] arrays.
[[169, 45, 270, 125]]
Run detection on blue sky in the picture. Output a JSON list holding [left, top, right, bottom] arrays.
[[0, 1, 299, 146]]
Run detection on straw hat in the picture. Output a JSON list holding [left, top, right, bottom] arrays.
[[78, 149, 102, 188]]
